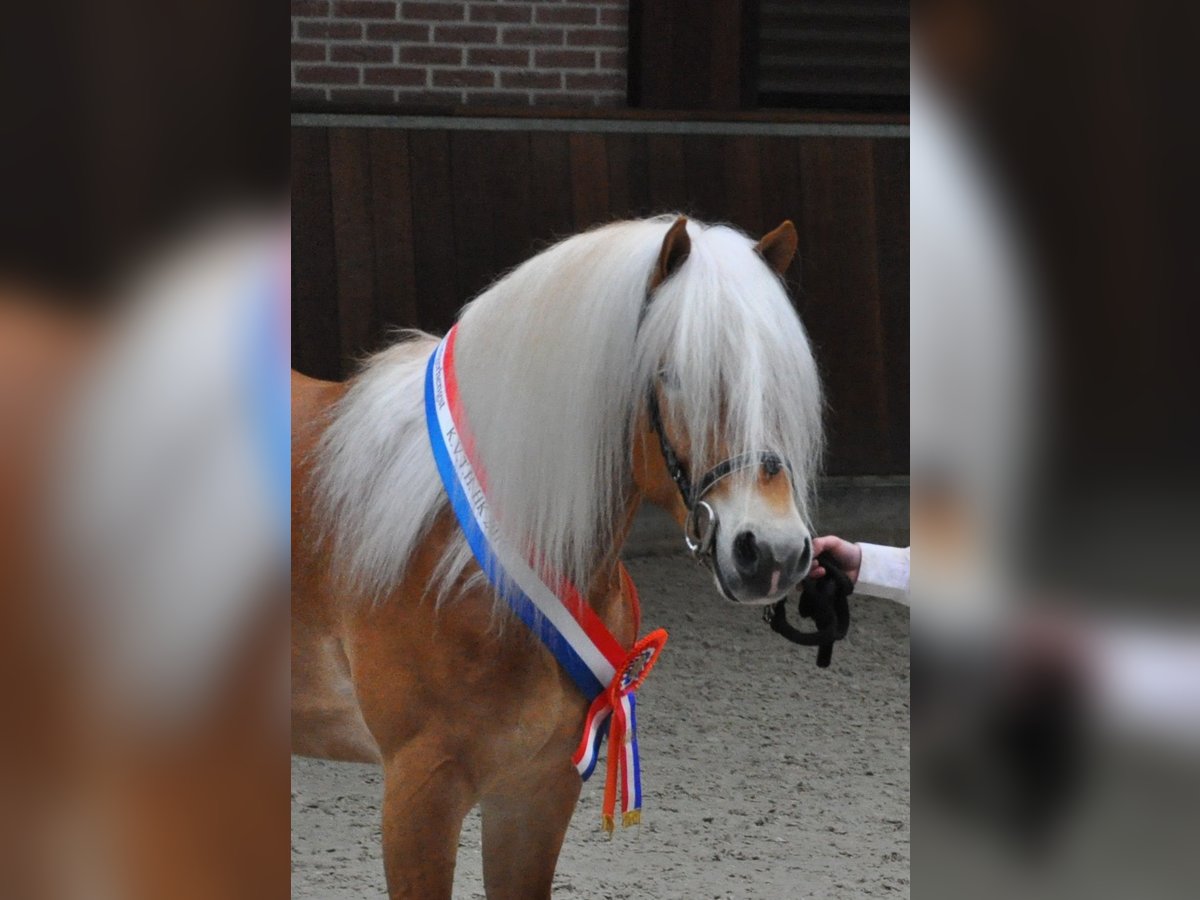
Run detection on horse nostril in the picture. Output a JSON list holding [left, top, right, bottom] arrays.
[[733, 530, 759, 573], [797, 536, 813, 573]]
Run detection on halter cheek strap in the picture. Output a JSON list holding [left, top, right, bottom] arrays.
[[645, 382, 788, 561]]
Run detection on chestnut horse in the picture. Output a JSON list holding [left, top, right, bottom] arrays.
[[292, 215, 824, 898]]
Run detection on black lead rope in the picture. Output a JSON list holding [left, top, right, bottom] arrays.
[[763, 551, 853, 668]]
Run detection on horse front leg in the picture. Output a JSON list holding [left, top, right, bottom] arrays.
[[479, 763, 581, 900], [380, 744, 477, 900]]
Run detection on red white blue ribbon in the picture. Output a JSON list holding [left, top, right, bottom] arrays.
[[424, 325, 667, 829]]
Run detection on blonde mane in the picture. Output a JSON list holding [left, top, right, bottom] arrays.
[[313, 215, 823, 604]]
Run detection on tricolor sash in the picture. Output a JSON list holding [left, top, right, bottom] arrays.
[[424, 325, 667, 831]]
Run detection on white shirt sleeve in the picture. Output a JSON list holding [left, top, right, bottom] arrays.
[[1091, 624, 1200, 746], [855, 544, 910, 605]]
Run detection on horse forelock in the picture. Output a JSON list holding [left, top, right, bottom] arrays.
[[312, 216, 823, 608]]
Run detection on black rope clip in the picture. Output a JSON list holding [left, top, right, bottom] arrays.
[[762, 551, 853, 668]]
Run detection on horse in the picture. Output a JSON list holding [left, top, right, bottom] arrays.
[[291, 214, 824, 899]]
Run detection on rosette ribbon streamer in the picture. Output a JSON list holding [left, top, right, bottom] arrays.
[[424, 325, 668, 831]]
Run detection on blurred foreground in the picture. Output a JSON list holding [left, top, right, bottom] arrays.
[[912, 2, 1200, 897], [0, 4, 286, 895], [0, 213, 289, 899]]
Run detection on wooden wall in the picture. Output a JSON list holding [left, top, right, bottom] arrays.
[[629, 0, 757, 110], [291, 120, 908, 475]]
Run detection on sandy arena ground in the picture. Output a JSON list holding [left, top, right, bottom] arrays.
[[292, 507, 910, 898]]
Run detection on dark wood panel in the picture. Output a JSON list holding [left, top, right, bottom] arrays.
[[367, 130, 418, 330], [568, 133, 611, 230], [759, 135, 804, 302], [682, 135, 728, 224], [407, 130, 457, 334], [646, 134, 688, 214], [449, 131, 502, 309], [487, 132, 535, 277], [797, 138, 889, 474], [872, 137, 910, 470], [528, 132, 575, 247], [328, 128, 378, 369], [290, 127, 341, 380], [725, 135, 765, 234], [605, 132, 651, 218], [292, 124, 908, 475]]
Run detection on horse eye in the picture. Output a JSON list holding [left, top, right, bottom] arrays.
[[762, 455, 782, 477]]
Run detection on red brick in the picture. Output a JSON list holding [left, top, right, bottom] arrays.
[[599, 50, 626, 70], [364, 66, 427, 85], [432, 68, 494, 87], [292, 42, 327, 62], [502, 26, 563, 46], [331, 43, 394, 62], [298, 21, 363, 39], [366, 22, 429, 41], [500, 70, 561, 90], [467, 47, 529, 66], [535, 6, 596, 25], [393, 89, 467, 106], [333, 1, 397, 19], [468, 3, 531, 23], [400, 1, 464, 20], [464, 91, 533, 106], [532, 92, 599, 107], [399, 44, 462, 64], [433, 24, 497, 43], [534, 49, 594, 68], [295, 65, 361, 85], [566, 71, 625, 91], [594, 91, 625, 107], [328, 87, 396, 105], [291, 0, 329, 16], [599, 8, 626, 27], [291, 86, 328, 104], [566, 28, 624, 48]]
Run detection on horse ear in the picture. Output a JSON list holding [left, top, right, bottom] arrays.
[[755, 220, 798, 275], [650, 216, 691, 291]]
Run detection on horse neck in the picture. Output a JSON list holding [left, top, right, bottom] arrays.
[[579, 482, 646, 640]]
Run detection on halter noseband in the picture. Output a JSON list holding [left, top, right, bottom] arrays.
[[644, 381, 787, 563]]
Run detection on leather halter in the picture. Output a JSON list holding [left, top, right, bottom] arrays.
[[637, 252, 850, 668], [644, 380, 788, 562], [638, 273, 789, 564], [647, 378, 853, 668]]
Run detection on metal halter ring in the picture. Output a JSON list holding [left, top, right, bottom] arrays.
[[683, 500, 717, 558]]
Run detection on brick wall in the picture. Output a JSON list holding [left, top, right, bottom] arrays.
[[292, 1, 629, 108]]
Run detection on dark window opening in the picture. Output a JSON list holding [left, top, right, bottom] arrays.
[[756, 0, 909, 113]]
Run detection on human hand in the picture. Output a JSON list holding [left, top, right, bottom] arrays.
[[808, 535, 862, 584]]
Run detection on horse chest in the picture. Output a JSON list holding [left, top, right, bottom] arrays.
[[343, 582, 596, 773], [455, 624, 591, 766]]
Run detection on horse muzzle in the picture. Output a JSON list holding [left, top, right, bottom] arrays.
[[729, 529, 812, 600], [686, 502, 812, 605]]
